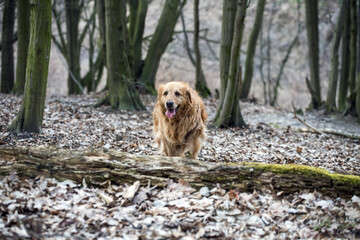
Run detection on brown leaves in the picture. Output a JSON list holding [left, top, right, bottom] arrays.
[[1, 174, 360, 238], [0, 90, 359, 238], [1, 94, 359, 174]]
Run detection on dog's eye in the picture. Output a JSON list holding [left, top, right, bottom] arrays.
[[175, 91, 180, 97], [163, 91, 168, 96]]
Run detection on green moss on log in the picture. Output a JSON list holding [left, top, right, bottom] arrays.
[[242, 162, 360, 187]]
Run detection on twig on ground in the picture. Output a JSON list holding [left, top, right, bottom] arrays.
[[291, 102, 323, 135], [292, 102, 360, 140]]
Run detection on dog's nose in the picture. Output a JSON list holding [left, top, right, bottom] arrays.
[[166, 101, 174, 109]]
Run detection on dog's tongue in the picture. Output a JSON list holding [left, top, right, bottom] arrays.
[[166, 109, 176, 118]]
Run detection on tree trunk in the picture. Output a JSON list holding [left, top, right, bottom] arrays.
[[1, 0, 16, 93], [240, 0, 266, 100], [357, 0, 360, 77], [1, 146, 359, 199], [217, 0, 237, 114], [8, 0, 52, 133], [325, 0, 345, 114], [139, 0, 182, 94], [104, 0, 145, 110], [193, 0, 211, 98], [66, 0, 82, 95], [179, 10, 209, 98], [304, 0, 321, 109], [132, 0, 148, 78], [357, 0, 360, 117], [347, 0, 358, 113], [214, 0, 247, 128], [348, 0, 358, 92], [129, 0, 139, 42], [97, 0, 107, 69], [338, 1, 350, 112], [356, 74, 360, 117], [13, 0, 30, 94]]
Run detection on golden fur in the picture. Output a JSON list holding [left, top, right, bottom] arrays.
[[153, 81, 207, 159]]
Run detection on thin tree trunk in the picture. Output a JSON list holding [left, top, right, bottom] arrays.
[[129, 0, 139, 42], [132, 0, 148, 78], [8, 0, 52, 133], [1, 0, 16, 93], [325, 0, 345, 114], [356, 74, 360, 117], [13, 0, 30, 94], [270, 2, 301, 107], [139, 0, 182, 94], [270, 34, 299, 106], [357, 0, 360, 77], [97, 0, 106, 69], [51, 0, 67, 57], [357, 0, 360, 117], [304, 0, 321, 109], [66, 0, 82, 95], [259, 28, 267, 104], [240, 0, 266, 100], [193, 0, 211, 98], [179, 10, 209, 98], [82, 5, 103, 92], [214, 0, 247, 128], [215, 0, 237, 121], [338, 0, 350, 112], [104, 0, 145, 110], [348, 0, 357, 92], [266, 2, 276, 104]]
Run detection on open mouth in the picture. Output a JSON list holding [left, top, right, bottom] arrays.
[[166, 106, 179, 119]]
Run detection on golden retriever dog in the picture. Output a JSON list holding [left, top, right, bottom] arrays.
[[153, 81, 207, 159]]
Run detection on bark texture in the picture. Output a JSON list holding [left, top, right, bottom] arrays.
[[218, 0, 237, 110], [1, 0, 16, 93], [338, 0, 350, 111], [65, 0, 82, 94], [0, 146, 359, 199], [139, 0, 182, 94], [325, 0, 345, 114], [97, 0, 107, 69], [348, 0, 357, 92], [8, 0, 52, 133], [240, 0, 266, 100], [131, 0, 148, 77], [193, 0, 211, 98], [13, 0, 30, 94], [104, 0, 145, 110], [304, 0, 321, 109], [214, 0, 247, 128]]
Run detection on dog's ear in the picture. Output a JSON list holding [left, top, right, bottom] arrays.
[[186, 90, 192, 103], [157, 84, 164, 95]]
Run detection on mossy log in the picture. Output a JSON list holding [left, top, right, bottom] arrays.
[[0, 146, 359, 199]]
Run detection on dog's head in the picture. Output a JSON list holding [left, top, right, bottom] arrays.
[[157, 82, 192, 119]]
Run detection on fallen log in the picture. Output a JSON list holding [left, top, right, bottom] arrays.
[[0, 146, 359, 198]]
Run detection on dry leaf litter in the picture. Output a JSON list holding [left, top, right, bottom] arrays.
[[0, 94, 360, 238], [1, 173, 360, 239]]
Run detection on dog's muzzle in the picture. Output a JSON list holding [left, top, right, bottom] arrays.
[[165, 101, 178, 118]]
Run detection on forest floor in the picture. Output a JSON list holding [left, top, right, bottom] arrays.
[[0, 93, 360, 239]]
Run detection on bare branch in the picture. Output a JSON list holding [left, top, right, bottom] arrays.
[[52, 2, 67, 56]]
